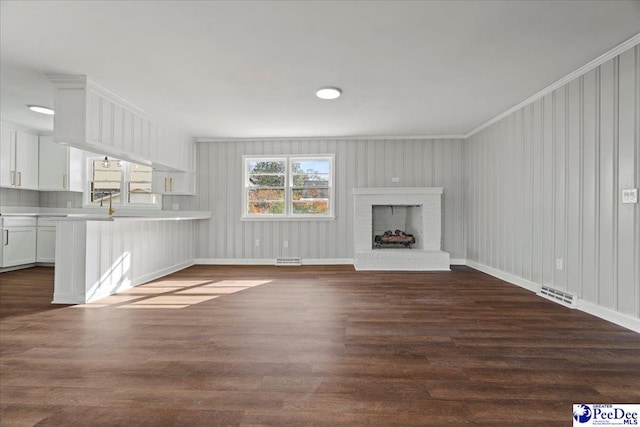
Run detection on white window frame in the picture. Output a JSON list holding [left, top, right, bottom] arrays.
[[83, 157, 161, 209], [242, 154, 335, 221]]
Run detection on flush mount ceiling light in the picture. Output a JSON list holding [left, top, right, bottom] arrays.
[[316, 87, 342, 100], [28, 105, 55, 115]]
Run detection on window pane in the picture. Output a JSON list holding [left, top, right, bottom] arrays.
[[248, 161, 285, 174], [291, 159, 330, 174], [248, 188, 285, 202], [292, 200, 329, 215], [292, 188, 329, 200], [292, 187, 330, 215], [128, 163, 155, 205], [130, 164, 153, 181], [248, 174, 285, 188], [292, 173, 330, 187], [91, 159, 122, 203], [248, 202, 285, 215]]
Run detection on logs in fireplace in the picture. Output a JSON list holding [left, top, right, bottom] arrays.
[[374, 230, 415, 249]]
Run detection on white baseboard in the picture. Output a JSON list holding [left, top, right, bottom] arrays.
[[302, 258, 354, 265], [0, 263, 36, 273], [195, 258, 355, 266], [466, 259, 640, 334], [196, 258, 276, 265], [577, 299, 640, 334], [450, 258, 466, 265], [132, 260, 195, 288], [466, 260, 541, 293]]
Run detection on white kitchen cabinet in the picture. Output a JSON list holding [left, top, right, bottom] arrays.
[[36, 218, 57, 263], [1, 217, 37, 268], [16, 130, 39, 189], [39, 135, 84, 192], [0, 123, 14, 187], [0, 123, 39, 190], [152, 171, 196, 195], [50, 76, 195, 173]]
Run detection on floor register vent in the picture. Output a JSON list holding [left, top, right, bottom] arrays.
[[538, 286, 576, 307], [275, 258, 302, 266]]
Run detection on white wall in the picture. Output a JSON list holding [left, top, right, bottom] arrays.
[[0, 188, 39, 207], [465, 44, 639, 322], [192, 138, 465, 261]]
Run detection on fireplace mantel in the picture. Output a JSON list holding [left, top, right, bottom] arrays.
[[352, 187, 444, 196], [352, 187, 450, 271]]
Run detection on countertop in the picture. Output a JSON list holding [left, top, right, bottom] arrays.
[[0, 207, 211, 221]]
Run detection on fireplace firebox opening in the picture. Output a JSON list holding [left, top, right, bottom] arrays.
[[372, 204, 422, 250]]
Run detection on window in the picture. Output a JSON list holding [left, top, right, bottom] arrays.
[[243, 155, 334, 219], [87, 157, 159, 208]]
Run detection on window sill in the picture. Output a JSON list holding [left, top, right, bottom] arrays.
[[241, 215, 336, 222]]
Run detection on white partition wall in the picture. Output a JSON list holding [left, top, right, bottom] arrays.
[[53, 218, 197, 304]]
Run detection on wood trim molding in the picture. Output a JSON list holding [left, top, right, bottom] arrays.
[[195, 258, 355, 265], [196, 135, 467, 143]]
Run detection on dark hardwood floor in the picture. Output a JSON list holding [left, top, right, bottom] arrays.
[[1, 265, 639, 426]]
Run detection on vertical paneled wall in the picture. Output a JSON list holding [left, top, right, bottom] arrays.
[[0, 188, 40, 207], [192, 138, 465, 261], [465, 45, 639, 319]]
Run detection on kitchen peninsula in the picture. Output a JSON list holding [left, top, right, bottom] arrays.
[[1, 208, 210, 304]]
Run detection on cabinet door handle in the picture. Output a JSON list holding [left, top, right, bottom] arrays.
[[169, 177, 173, 192], [164, 177, 167, 192], [63, 174, 67, 189], [4, 230, 8, 246], [10, 171, 15, 186], [18, 171, 22, 187]]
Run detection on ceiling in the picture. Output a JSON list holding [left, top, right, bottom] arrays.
[[1, 1, 639, 138]]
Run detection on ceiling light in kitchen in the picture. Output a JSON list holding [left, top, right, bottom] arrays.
[[28, 105, 55, 115]]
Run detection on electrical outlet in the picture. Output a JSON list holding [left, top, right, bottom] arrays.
[[172, 203, 179, 211], [391, 177, 400, 182], [283, 240, 288, 248], [255, 239, 260, 247], [622, 188, 638, 204], [555, 258, 563, 270]]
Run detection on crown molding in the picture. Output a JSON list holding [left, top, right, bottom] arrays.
[[197, 134, 466, 143], [465, 32, 640, 139]]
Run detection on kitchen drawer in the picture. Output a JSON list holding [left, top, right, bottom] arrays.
[[1, 217, 37, 227]]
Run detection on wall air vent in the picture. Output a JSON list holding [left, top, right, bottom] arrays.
[[275, 258, 301, 266], [538, 286, 576, 308]]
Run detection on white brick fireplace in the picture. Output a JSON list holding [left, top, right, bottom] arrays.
[[352, 187, 450, 271]]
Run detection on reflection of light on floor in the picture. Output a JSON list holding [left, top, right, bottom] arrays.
[[143, 280, 209, 288], [118, 304, 188, 309], [77, 279, 272, 310], [121, 287, 178, 294], [118, 295, 219, 309], [90, 295, 142, 304], [176, 287, 248, 295], [134, 295, 218, 305], [207, 280, 270, 288], [71, 304, 109, 308]]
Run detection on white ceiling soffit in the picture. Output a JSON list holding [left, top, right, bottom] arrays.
[[1, 1, 640, 138]]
